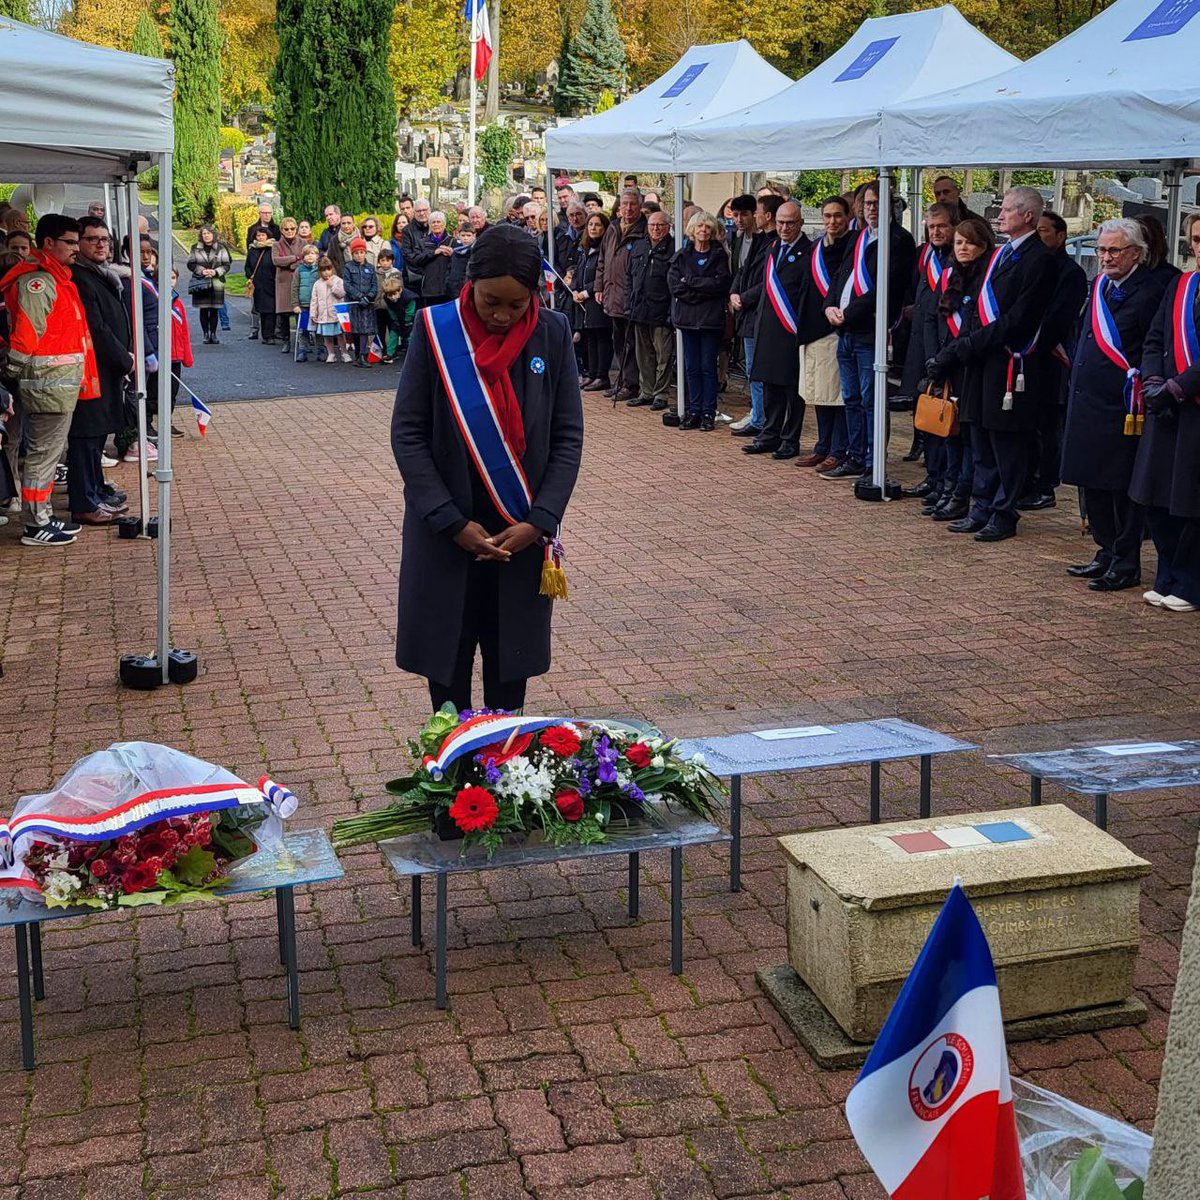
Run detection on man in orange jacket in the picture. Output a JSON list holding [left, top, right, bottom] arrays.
[[0, 213, 98, 546]]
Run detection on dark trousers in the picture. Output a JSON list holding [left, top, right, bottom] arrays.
[[275, 313, 292, 342], [969, 426, 1030, 531], [812, 406, 847, 460], [427, 561, 528, 713], [1085, 486, 1143, 576], [198, 308, 219, 339], [1028, 403, 1064, 495], [610, 317, 638, 390], [585, 328, 613, 381], [681, 328, 721, 418], [1147, 509, 1200, 604], [66, 434, 105, 514], [760, 382, 805, 451]]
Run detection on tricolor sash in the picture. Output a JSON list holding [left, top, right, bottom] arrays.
[[940, 269, 967, 338], [977, 247, 1004, 326], [425, 298, 534, 525], [810, 241, 832, 299], [765, 248, 798, 335], [918, 243, 933, 274], [1090, 275, 1144, 435], [924, 247, 945, 293], [851, 230, 873, 297], [1172, 271, 1200, 375]]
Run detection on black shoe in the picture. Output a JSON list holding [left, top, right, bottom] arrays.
[[974, 522, 1016, 543], [679, 413, 700, 429], [819, 460, 863, 479], [1017, 492, 1057, 511], [262, 337, 276, 345], [947, 516, 987, 534], [699, 416, 715, 432], [772, 445, 799, 460], [280, 341, 292, 354], [1089, 570, 1140, 592], [210, 336, 220, 345], [902, 480, 937, 499], [1066, 559, 1108, 579], [247, 331, 259, 340], [731, 423, 763, 438], [742, 440, 780, 455], [626, 395, 653, 408], [931, 498, 969, 521], [649, 399, 667, 411], [171, 424, 183, 438], [902, 441, 925, 463], [100, 486, 127, 505]]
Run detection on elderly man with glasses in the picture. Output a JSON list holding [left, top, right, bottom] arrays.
[[1060, 217, 1178, 591]]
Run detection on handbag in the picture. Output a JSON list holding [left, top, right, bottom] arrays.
[[187, 276, 212, 296], [914, 381, 959, 438]]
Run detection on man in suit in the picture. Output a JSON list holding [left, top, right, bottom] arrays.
[[727, 194, 768, 436], [932, 176, 975, 224], [822, 181, 915, 479], [743, 201, 808, 460], [930, 186, 1056, 542], [1061, 218, 1176, 590], [1021, 211, 1088, 511]]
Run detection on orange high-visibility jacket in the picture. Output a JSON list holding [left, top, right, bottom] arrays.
[[0, 249, 99, 413]]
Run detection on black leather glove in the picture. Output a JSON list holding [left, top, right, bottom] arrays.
[[925, 357, 948, 384], [1144, 378, 1183, 415]]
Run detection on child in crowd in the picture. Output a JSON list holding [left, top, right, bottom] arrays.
[[341, 236, 378, 366], [374, 246, 403, 363], [379, 274, 410, 362], [448, 225, 474, 295], [309, 256, 350, 364], [169, 267, 193, 437], [291, 243, 320, 362]]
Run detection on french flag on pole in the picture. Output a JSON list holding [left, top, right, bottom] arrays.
[[367, 334, 384, 364], [334, 302, 352, 334], [191, 393, 213, 437], [463, 0, 492, 81], [845, 883, 1026, 1200]]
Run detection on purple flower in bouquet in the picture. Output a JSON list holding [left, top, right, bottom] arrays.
[[577, 774, 592, 798], [622, 782, 646, 804], [484, 761, 503, 786], [594, 736, 619, 786]]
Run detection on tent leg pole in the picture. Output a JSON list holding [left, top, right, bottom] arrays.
[[1165, 163, 1184, 268], [674, 174, 685, 418], [156, 153, 173, 683], [870, 168, 893, 496], [544, 167, 555, 279], [126, 179, 151, 537], [908, 168, 922, 239]]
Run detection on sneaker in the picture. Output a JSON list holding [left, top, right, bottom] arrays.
[[341, 351, 354, 363], [101, 487, 128, 505], [1143, 590, 1165, 607], [122, 446, 141, 463], [296, 351, 308, 363], [22, 524, 75, 546], [0, 513, 6, 526], [50, 517, 82, 535], [171, 424, 183, 438], [100, 452, 119, 468], [54, 464, 68, 484], [145, 441, 159, 462], [1161, 594, 1198, 612], [97, 500, 129, 516], [4, 497, 18, 513]]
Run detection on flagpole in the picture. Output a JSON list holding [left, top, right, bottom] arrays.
[[467, 9, 478, 208]]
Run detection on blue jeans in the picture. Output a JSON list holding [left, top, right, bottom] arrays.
[[682, 329, 721, 418], [813, 406, 847, 460], [218, 302, 231, 330], [743, 336, 765, 427], [837, 334, 875, 469]]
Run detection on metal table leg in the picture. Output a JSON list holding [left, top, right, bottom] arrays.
[[275, 889, 286, 965], [411, 876, 422, 947], [919, 755, 932, 819], [1030, 776, 1042, 806], [627, 853, 639, 918], [670, 847, 683, 976], [435, 873, 448, 1010], [1095, 793, 1109, 830], [277, 886, 300, 1030], [869, 761, 881, 823], [29, 922, 44, 1002], [729, 775, 742, 893], [15, 926, 34, 1070]]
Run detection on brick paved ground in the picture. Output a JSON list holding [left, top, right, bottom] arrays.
[[0, 387, 1195, 1199]]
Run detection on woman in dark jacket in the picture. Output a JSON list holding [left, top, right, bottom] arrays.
[[571, 213, 612, 391], [244, 230, 278, 342], [923, 215, 994, 520], [186, 225, 231, 344], [417, 211, 456, 304], [667, 211, 732, 430], [391, 223, 584, 711]]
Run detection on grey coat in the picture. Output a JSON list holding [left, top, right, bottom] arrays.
[[391, 304, 584, 685]]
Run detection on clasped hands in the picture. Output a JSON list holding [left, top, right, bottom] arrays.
[[453, 521, 543, 562], [1143, 376, 1184, 416]]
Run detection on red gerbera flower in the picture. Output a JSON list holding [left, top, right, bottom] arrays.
[[624, 742, 652, 769], [476, 733, 534, 767], [449, 785, 500, 833], [541, 726, 582, 758]]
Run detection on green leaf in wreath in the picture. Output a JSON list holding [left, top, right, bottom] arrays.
[[1069, 1148, 1126, 1200], [117, 890, 173, 907], [173, 846, 218, 887], [1122, 1180, 1144, 1200]]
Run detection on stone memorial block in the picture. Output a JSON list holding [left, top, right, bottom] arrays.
[[1128, 176, 1162, 201], [780, 804, 1149, 1043], [1181, 176, 1199, 206]]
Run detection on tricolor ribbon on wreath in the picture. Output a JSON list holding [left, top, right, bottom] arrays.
[[1090, 275, 1144, 435], [424, 298, 568, 599], [1171, 270, 1200, 374]]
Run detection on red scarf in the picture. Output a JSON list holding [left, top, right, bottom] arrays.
[[457, 282, 539, 460]]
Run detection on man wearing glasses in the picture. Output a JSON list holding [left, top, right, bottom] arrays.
[[0, 214, 99, 546], [69, 216, 133, 525]]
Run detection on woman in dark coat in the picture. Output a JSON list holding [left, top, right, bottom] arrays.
[[391, 223, 584, 711], [571, 213, 611, 391], [668, 210, 732, 430], [244, 230, 278, 343], [417, 211, 457, 305], [1131, 213, 1200, 610]]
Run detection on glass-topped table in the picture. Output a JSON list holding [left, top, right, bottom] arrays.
[[677, 718, 977, 892], [381, 812, 729, 1010], [991, 739, 1200, 830], [0, 828, 343, 1069]]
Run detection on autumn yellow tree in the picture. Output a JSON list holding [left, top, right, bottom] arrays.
[[389, 0, 460, 115], [61, 0, 146, 48], [218, 0, 276, 117]]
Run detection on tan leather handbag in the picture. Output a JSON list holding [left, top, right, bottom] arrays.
[[914, 382, 959, 438]]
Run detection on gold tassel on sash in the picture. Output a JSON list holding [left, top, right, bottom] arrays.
[[539, 537, 569, 600]]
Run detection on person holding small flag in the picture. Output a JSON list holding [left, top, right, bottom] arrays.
[[309, 256, 351, 364], [1061, 218, 1176, 591], [168, 267, 193, 435], [391, 223, 583, 713]]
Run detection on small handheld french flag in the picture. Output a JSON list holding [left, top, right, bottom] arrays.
[[845, 883, 1026, 1200], [541, 258, 556, 294], [191, 393, 213, 437], [367, 334, 384, 364], [335, 302, 352, 334]]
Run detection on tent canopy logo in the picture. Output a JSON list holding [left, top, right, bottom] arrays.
[[1124, 0, 1200, 40], [834, 37, 900, 83]]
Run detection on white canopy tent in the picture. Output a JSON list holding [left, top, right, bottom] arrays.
[[673, 6, 1018, 172], [0, 19, 178, 683]]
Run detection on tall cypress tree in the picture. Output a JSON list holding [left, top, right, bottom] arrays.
[[131, 8, 164, 58], [273, 0, 397, 217], [0, 0, 32, 21], [169, 0, 221, 225], [553, 0, 625, 116]]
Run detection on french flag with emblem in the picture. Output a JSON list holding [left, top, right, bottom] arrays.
[[845, 883, 1026, 1200]]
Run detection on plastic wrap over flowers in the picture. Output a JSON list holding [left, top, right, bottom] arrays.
[[0, 742, 299, 909]]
